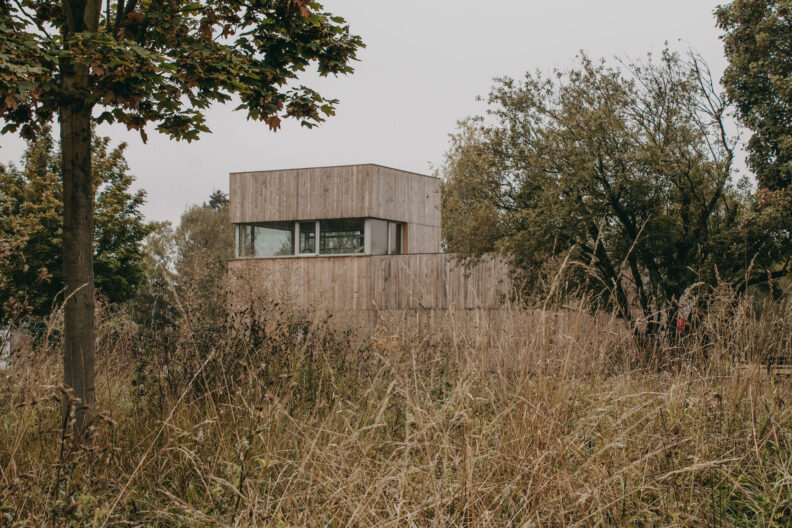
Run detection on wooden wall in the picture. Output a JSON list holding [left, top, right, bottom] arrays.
[[405, 224, 442, 254], [229, 164, 441, 227], [229, 254, 510, 315]]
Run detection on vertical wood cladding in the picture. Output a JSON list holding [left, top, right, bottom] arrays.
[[229, 254, 510, 313], [229, 164, 441, 229], [227, 164, 507, 328]]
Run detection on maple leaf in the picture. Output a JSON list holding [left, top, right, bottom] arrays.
[[264, 115, 282, 131]]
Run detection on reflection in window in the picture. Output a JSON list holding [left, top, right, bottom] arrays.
[[320, 219, 364, 255], [238, 222, 294, 257], [239, 224, 253, 257], [299, 222, 316, 254], [237, 218, 406, 257]]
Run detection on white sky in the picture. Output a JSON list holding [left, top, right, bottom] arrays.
[[0, 0, 730, 225]]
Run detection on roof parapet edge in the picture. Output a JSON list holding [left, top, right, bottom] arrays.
[[228, 163, 437, 180]]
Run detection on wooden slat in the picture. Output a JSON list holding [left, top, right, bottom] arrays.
[[229, 254, 510, 315]]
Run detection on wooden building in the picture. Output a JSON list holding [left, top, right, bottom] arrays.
[[228, 164, 510, 329]]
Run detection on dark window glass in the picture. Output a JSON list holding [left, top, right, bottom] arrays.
[[320, 219, 364, 255], [299, 222, 316, 254], [389, 222, 402, 255]]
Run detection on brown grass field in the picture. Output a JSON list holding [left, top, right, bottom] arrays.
[[2, 291, 792, 526]]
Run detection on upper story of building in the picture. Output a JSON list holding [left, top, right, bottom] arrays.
[[229, 164, 441, 259]]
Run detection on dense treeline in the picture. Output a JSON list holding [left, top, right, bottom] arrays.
[[0, 130, 151, 323], [0, 133, 234, 341], [441, 48, 791, 335], [439, 2, 792, 335]]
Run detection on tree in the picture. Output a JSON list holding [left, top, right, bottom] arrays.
[[0, 128, 152, 321], [208, 189, 229, 211], [0, 0, 362, 432], [717, 1, 792, 193], [442, 51, 786, 335], [174, 193, 235, 326], [128, 192, 233, 332], [127, 220, 179, 331], [0, 132, 61, 322]]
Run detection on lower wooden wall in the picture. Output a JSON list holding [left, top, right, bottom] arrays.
[[228, 254, 511, 330]]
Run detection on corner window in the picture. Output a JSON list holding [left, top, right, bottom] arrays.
[[320, 219, 365, 255]]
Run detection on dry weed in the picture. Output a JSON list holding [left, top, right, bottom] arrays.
[[1, 293, 791, 526]]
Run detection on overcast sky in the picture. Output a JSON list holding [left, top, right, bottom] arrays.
[[0, 0, 730, 225]]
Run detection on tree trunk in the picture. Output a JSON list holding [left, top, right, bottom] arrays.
[[60, 60, 95, 437], [59, 0, 102, 439]]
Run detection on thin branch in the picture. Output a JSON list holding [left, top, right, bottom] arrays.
[[10, 0, 53, 40], [741, 268, 790, 289], [114, 0, 124, 32]]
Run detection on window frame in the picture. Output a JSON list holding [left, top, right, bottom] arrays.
[[319, 218, 366, 256], [237, 221, 295, 258], [297, 220, 320, 255], [235, 218, 405, 258]]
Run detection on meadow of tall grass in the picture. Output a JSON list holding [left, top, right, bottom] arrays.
[[2, 289, 792, 526]]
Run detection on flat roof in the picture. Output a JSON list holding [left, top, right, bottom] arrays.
[[229, 163, 437, 180]]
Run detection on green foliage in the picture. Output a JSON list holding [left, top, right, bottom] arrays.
[[716, 1, 792, 263], [126, 221, 179, 331], [442, 51, 788, 331], [0, 132, 61, 321], [1, 0, 362, 409], [0, 129, 152, 322], [0, 0, 364, 141], [208, 189, 229, 211], [129, 192, 235, 331], [174, 194, 235, 324], [717, 0, 792, 193]]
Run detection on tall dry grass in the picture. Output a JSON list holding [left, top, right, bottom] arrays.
[[2, 291, 792, 526]]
